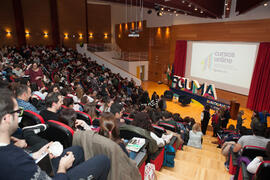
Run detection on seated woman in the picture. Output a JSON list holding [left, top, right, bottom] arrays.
[[84, 102, 98, 120], [131, 112, 172, 147], [247, 141, 270, 174], [187, 123, 203, 149], [99, 112, 129, 156]]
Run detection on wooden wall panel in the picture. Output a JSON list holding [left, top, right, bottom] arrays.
[[148, 27, 171, 83], [58, 0, 86, 48], [22, 0, 52, 45], [88, 4, 111, 44], [216, 88, 248, 108], [115, 21, 149, 52], [0, 0, 17, 46]]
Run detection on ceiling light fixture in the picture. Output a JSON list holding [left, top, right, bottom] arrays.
[[264, 3, 268, 6], [194, 7, 198, 11], [188, 4, 192, 7], [174, 10, 176, 13], [200, 10, 203, 14], [182, 0, 185, 3], [226, 7, 230, 10], [161, 7, 164, 10], [176, 14, 179, 16], [168, 9, 171, 12]]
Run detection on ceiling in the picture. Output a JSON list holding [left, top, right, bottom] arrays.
[[97, 0, 270, 19]]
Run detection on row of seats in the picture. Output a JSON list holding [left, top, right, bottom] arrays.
[[19, 109, 181, 176], [228, 145, 270, 180]]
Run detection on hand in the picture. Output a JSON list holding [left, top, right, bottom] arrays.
[[58, 152, 75, 173], [75, 119, 90, 130], [11, 136, 27, 148], [32, 142, 53, 160], [257, 156, 263, 161]]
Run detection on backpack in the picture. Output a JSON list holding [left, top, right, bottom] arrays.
[[163, 145, 175, 167]]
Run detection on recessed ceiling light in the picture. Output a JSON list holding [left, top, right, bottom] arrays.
[[194, 7, 198, 11], [182, 0, 185, 3], [161, 7, 164, 10], [225, 3, 228, 6], [200, 10, 203, 14], [226, 7, 230, 10], [168, 9, 171, 12], [264, 3, 268, 6], [174, 10, 177, 13], [188, 4, 192, 7]]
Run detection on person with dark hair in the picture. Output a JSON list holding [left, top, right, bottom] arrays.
[[110, 102, 125, 126], [98, 112, 128, 155], [63, 96, 74, 109], [233, 119, 270, 153], [236, 110, 245, 133], [132, 112, 172, 147], [0, 88, 111, 180], [40, 92, 63, 122], [159, 111, 179, 132], [201, 105, 211, 135], [158, 95, 167, 111], [24, 62, 44, 88], [16, 84, 40, 114], [58, 108, 77, 130], [247, 141, 270, 174], [84, 102, 97, 120]]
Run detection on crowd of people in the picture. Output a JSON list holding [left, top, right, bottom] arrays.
[[0, 45, 269, 179]]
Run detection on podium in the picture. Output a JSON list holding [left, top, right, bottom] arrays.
[[230, 101, 240, 120]]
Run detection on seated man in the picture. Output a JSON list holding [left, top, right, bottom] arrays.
[[233, 119, 270, 153], [15, 84, 40, 114], [0, 88, 110, 180], [40, 92, 63, 122]]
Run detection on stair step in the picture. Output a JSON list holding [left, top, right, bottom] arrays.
[[155, 171, 180, 180]]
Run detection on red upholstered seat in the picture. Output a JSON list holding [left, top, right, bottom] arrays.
[[76, 111, 92, 125], [19, 110, 45, 128]]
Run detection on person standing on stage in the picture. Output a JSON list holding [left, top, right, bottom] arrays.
[[201, 105, 211, 135]]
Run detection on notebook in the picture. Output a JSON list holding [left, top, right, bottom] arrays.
[[126, 137, 145, 152], [36, 152, 54, 177]]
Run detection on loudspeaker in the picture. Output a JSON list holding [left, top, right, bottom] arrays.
[[178, 95, 191, 106], [164, 90, 173, 100]]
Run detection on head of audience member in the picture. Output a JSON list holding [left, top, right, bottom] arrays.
[[83, 102, 97, 119], [58, 108, 77, 130], [0, 89, 19, 138], [31, 62, 39, 71], [49, 84, 60, 93], [80, 96, 89, 105], [162, 111, 172, 121], [131, 112, 153, 132], [192, 123, 201, 133], [99, 112, 120, 143], [63, 96, 74, 109], [110, 102, 124, 119], [251, 119, 266, 137], [228, 124, 235, 131], [15, 84, 31, 102], [45, 92, 63, 112]]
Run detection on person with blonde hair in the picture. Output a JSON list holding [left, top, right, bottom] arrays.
[[187, 123, 203, 149]]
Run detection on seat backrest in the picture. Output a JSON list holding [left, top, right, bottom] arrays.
[[124, 117, 134, 125], [158, 122, 176, 132], [96, 108, 102, 116], [255, 161, 270, 180], [19, 110, 45, 128], [45, 120, 74, 149], [242, 146, 266, 160], [92, 117, 100, 127], [152, 124, 166, 138], [76, 111, 92, 125], [119, 129, 146, 140]]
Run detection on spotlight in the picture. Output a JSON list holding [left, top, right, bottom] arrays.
[[264, 3, 268, 6], [194, 7, 198, 11], [188, 4, 192, 7], [157, 11, 163, 16], [147, 9, 152, 14], [161, 7, 164, 10], [200, 10, 203, 14]]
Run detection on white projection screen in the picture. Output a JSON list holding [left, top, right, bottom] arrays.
[[185, 41, 259, 95]]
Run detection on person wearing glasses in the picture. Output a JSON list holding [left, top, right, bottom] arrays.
[[0, 88, 111, 180]]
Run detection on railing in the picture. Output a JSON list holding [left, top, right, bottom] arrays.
[[112, 51, 148, 62]]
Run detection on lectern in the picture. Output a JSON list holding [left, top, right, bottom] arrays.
[[230, 101, 240, 120]]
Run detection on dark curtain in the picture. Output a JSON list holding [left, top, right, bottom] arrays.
[[173, 40, 187, 77], [247, 42, 270, 112]]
